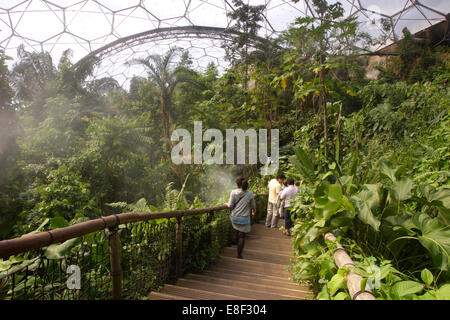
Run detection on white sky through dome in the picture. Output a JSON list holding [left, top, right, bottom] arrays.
[[0, 0, 448, 86]]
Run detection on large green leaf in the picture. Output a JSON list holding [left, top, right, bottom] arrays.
[[0, 256, 27, 273], [314, 185, 354, 226], [412, 213, 450, 271], [328, 211, 354, 228], [388, 178, 413, 203], [382, 205, 414, 229], [314, 185, 354, 222], [317, 285, 330, 300], [437, 207, 450, 227], [0, 257, 40, 277], [328, 273, 346, 296], [290, 147, 315, 184], [315, 199, 341, 222], [379, 162, 401, 182], [49, 217, 69, 229], [303, 226, 321, 245], [415, 291, 437, 300], [327, 184, 343, 201], [391, 281, 424, 298], [333, 291, 349, 300], [319, 258, 336, 279], [418, 185, 450, 225], [351, 184, 382, 231], [419, 186, 450, 207], [420, 268, 433, 286], [435, 284, 450, 300], [44, 238, 81, 259]]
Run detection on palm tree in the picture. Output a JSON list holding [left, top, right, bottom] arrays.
[[10, 45, 57, 119], [12, 45, 57, 99], [11, 46, 118, 111], [126, 49, 180, 154]]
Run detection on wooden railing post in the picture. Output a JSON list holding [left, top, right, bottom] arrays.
[[108, 226, 122, 300], [176, 216, 183, 278], [207, 212, 213, 243]]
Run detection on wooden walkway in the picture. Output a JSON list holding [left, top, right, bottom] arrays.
[[148, 222, 312, 300]]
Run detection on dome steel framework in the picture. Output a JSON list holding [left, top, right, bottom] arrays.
[[0, 0, 448, 85]]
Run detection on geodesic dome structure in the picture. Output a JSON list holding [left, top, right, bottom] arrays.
[[0, 0, 448, 86]]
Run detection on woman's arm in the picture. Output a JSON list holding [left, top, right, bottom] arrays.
[[225, 191, 235, 208], [250, 196, 256, 216]]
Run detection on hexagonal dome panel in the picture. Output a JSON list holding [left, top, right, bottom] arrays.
[[0, 0, 448, 85]]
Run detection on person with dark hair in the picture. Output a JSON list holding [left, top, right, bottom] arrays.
[[225, 177, 256, 259], [265, 173, 285, 228], [279, 178, 299, 236]]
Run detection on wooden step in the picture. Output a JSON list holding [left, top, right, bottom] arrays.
[[147, 219, 313, 301], [250, 227, 286, 239], [230, 242, 292, 256], [199, 269, 310, 291], [210, 266, 292, 282], [148, 292, 193, 300], [246, 232, 292, 243], [244, 238, 292, 252], [160, 284, 250, 300], [252, 222, 284, 229], [248, 233, 290, 240], [214, 256, 290, 277], [222, 247, 291, 265], [185, 273, 309, 298], [176, 278, 303, 300]]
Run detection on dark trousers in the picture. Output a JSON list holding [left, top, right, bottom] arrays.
[[236, 230, 245, 258], [284, 208, 295, 229]]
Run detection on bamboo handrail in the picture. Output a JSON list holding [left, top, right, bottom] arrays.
[[0, 193, 268, 299], [0, 205, 227, 259], [324, 233, 376, 300], [0, 193, 268, 259]]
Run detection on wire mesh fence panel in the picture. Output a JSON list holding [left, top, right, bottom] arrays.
[[119, 219, 176, 299], [182, 214, 212, 274], [0, 230, 111, 300], [213, 210, 231, 250], [0, 203, 253, 300], [181, 210, 231, 274]]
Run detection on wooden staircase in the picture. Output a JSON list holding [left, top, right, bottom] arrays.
[[148, 222, 312, 300]]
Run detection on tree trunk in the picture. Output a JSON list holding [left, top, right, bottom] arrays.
[[301, 100, 306, 117], [354, 119, 359, 160], [335, 102, 343, 162], [313, 95, 318, 115], [160, 93, 172, 155], [263, 89, 273, 146], [320, 69, 328, 159]]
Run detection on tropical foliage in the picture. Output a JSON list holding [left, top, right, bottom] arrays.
[[0, 0, 448, 300]]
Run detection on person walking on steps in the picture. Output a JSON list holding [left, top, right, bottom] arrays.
[[225, 177, 256, 259], [266, 173, 285, 228], [280, 178, 299, 236], [277, 179, 288, 220]]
